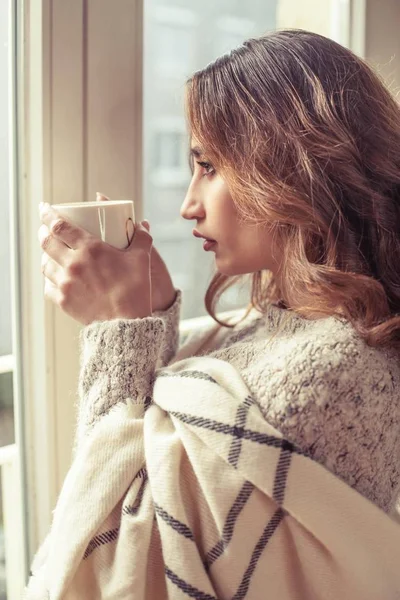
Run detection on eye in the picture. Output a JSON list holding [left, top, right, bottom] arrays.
[[196, 161, 215, 177]]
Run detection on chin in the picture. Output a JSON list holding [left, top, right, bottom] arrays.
[[215, 257, 249, 276]]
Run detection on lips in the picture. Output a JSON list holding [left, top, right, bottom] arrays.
[[203, 239, 217, 252], [192, 228, 216, 242]]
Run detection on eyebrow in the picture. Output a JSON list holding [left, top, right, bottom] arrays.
[[188, 145, 204, 173], [189, 145, 204, 159]]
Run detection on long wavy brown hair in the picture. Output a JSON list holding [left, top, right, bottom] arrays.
[[184, 29, 400, 350]]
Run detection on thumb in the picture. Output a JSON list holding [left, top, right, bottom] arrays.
[[127, 221, 153, 252], [142, 219, 150, 232], [96, 192, 110, 202]]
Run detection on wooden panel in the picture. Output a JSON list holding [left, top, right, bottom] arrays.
[[86, 0, 143, 219], [51, 0, 85, 491], [51, 0, 85, 203], [277, 0, 332, 37]]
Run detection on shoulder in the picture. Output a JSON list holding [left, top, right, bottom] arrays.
[[220, 313, 400, 437], [252, 315, 398, 407], [243, 317, 400, 511], [284, 317, 398, 395]]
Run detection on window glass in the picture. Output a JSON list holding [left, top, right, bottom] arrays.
[[0, 373, 14, 447], [0, 2, 12, 354], [0, 2, 16, 594], [0, 0, 15, 450]]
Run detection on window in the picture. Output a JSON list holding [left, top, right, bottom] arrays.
[[0, 7, 15, 599], [216, 16, 260, 57], [0, 3, 13, 363], [148, 6, 196, 79], [143, 0, 351, 320], [150, 118, 188, 186], [0, 0, 26, 595], [153, 131, 183, 170]]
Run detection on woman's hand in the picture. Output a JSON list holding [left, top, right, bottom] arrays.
[[38, 203, 153, 325], [96, 194, 177, 313]]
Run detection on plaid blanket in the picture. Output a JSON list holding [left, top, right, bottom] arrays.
[[25, 355, 400, 599]]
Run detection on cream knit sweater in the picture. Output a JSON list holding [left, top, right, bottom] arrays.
[[24, 289, 400, 599], [156, 290, 400, 514]]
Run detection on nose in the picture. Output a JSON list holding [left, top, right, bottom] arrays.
[[180, 182, 206, 221]]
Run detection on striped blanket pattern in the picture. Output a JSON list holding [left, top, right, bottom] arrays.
[[25, 355, 400, 599]]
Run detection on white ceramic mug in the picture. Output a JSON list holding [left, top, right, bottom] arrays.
[[50, 200, 136, 249]]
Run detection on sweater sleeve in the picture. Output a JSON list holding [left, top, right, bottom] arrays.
[[74, 288, 182, 449], [74, 315, 166, 450], [152, 289, 182, 368]]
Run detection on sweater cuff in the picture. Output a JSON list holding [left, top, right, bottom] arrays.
[[152, 289, 182, 368], [76, 316, 165, 444]]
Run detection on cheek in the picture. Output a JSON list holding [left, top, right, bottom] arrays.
[[218, 227, 272, 274], [214, 234, 256, 275]]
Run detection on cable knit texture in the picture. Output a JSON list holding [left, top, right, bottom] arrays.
[[75, 316, 165, 448]]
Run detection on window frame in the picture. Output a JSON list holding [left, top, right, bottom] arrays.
[[19, 0, 145, 560]]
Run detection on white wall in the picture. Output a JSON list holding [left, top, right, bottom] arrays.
[[364, 0, 400, 91]]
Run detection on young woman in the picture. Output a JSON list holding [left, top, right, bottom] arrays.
[[26, 29, 400, 599]]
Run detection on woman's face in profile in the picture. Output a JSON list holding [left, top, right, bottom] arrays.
[[180, 139, 280, 276]]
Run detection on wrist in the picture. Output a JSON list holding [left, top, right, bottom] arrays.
[[154, 289, 178, 313], [110, 299, 152, 321]]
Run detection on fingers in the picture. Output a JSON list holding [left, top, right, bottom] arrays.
[[142, 220, 150, 232], [41, 252, 64, 287], [126, 222, 153, 253], [43, 278, 64, 307], [39, 205, 94, 253], [38, 224, 74, 266]]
